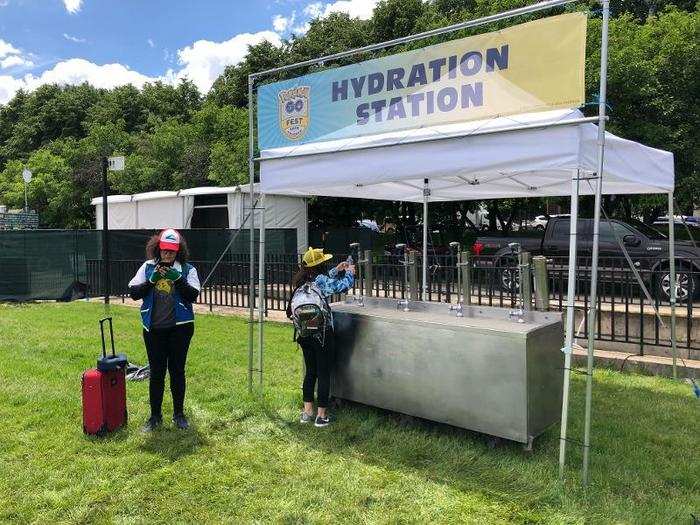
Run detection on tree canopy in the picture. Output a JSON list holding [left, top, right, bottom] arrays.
[[0, 0, 697, 231]]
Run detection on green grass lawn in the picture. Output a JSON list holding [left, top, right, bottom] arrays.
[[0, 302, 698, 524]]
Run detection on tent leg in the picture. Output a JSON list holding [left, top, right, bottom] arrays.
[[668, 192, 677, 379], [248, 75, 256, 394], [559, 170, 580, 480], [258, 196, 266, 390], [422, 179, 430, 300], [582, 0, 610, 487]]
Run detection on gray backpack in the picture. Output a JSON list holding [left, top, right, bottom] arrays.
[[290, 282, 332, 344]]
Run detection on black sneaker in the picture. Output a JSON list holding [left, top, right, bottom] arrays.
[[172, 413, 189, 430], [142, 415, 162, 433], [314, 415, 331, 428]]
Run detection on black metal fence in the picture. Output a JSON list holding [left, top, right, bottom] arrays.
[[88, 253, 700, 357]]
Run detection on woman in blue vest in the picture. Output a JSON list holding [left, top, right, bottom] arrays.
[[128, 228, 200, 432]]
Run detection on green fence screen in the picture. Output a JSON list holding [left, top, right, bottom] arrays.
[[0, 228, 297, 301]]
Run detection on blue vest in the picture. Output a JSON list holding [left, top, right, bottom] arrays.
[[140, 262, 195, 330]]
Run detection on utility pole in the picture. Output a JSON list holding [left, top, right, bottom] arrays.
[[102, 155, 125, 306], [102, 157, 110, 306], [22, 168, 32, 213]]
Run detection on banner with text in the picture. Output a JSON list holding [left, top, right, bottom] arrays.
[[257, 12, 587, 150]]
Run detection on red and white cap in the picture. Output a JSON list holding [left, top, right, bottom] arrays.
[[159, 228, 181, 251]]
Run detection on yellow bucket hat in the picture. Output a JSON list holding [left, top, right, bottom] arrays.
[[302, 247, 333, 267]]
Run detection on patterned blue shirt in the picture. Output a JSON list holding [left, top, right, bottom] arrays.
[[314, 267, 355, 298]]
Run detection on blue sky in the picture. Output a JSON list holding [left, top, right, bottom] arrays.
[[0, 0, 379, 103]]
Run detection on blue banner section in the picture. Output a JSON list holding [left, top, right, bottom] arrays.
[[256, 13, 586, 150]]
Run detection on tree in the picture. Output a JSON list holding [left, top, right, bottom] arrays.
[[0, 2, 697, 230], [585, 8, 699, 215], [373, 0, 426, 42]]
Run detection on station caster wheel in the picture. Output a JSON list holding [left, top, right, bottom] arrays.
[[396, 413, 416, 426], [487, 436, 503, 449], [522, 436, 534, 454]]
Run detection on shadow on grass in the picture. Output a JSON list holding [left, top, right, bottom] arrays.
[[255, 372, 697, 519], [139, 424, 208, 462]]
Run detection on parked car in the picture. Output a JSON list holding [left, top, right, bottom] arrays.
[[474, 217, 700, 302], [527, 214, 570, 231], [653, 215, 700, 228]]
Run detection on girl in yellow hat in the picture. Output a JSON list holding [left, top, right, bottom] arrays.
[[287, 247, 355, 427]]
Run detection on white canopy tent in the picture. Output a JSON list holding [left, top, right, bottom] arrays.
[[261, 108, 673, 200], [258, 106, 677, 481], [248, 0, 679, 486]]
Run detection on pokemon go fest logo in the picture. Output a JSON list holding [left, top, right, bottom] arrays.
[[278, 86, 310, 141]]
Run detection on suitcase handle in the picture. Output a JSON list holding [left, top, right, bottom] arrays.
[[99, 317, 116, 358]]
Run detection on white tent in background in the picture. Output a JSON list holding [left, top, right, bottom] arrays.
[[92, 184, 309, 254]]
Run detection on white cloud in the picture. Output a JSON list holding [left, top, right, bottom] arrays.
[[63, 33, 86, 43], [292, 22, 311, 35], [170, 30, 282, 93], [304, 0, 378, 20], [0, 55, 34, 69], [303, 2, 323, 18], [25, 59, 153, 90], [273, 12, 297, 33], [147, 38, 155, 48], [0, 39, 20, 58], [0, 27, 283, 104], [0, 74, 24, 104], [0, 58, 155, 104], [0, 39, 34, 72], [63, 0, 82, 14]]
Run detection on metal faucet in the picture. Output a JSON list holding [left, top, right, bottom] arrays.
[[349, 242, 364, 306], [395, 243, 410, 311], [507, 242, 525, 323], [396, 298, 410, 312], [448, 241, 464, 317]]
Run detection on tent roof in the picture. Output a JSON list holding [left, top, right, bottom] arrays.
[[90, 195, 132, 205], [91, 185, 275, 205], [132, 191, 179, 202], [259, 109, 674, 202], [178, 186, 240, 196]]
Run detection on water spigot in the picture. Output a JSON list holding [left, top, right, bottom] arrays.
[[449, 241, 463, 310], [349, 242, 364, 305], [395, 243, 411, 309], [396, 298, 410, 312]]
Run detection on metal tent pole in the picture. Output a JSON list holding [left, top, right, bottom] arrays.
[[668, 192, 677, 378], [258, 195, 266, 389], [558, 170, 580, 479], [582, 0, 610, 486], [101, 156, 110, 308], [248, 75, 256, 394], [422, 179, 430, 300]]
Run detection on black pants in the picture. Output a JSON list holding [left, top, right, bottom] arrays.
[[143, 323, 194, 417], [299, 334, 334, 408]]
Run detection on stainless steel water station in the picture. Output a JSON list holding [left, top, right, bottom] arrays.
[[330, 296, 564, 447]]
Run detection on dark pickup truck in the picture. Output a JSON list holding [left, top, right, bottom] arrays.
[[474, 217, 700, 302]]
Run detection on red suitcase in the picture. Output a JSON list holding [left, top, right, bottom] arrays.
[[82, 318, 128, 436]]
